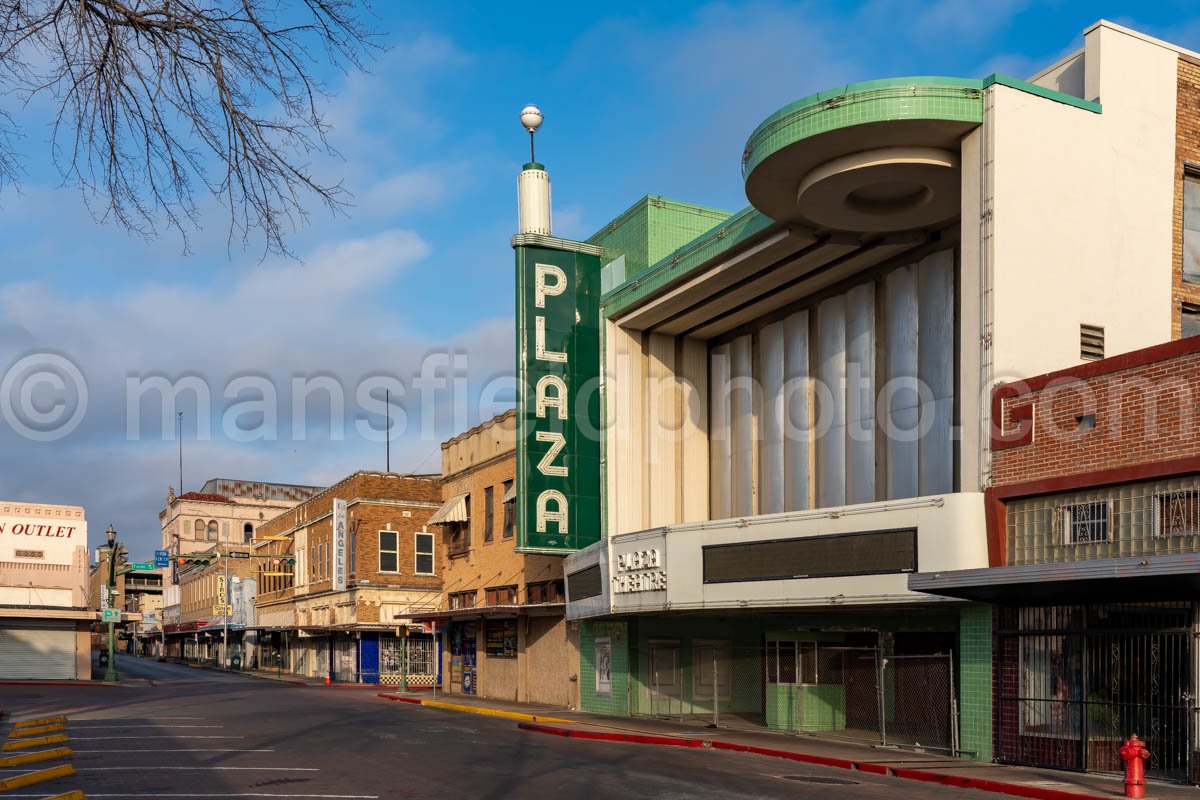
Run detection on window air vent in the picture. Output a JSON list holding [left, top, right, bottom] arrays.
[[1080, 324, 1104, 361]]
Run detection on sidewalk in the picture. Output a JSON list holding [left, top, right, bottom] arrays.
[[377, 691, 1196, 800]]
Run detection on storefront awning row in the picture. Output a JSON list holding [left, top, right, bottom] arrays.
[[909, 552, 1200, 604], [413, 602, 565, 622], [427, 492, 469, 525]]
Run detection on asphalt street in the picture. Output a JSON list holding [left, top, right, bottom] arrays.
[[0, 656, 978, 799]]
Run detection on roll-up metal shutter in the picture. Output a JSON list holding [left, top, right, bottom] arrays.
[[0, 623, 76, 679]]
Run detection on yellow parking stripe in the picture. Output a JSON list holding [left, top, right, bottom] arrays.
[[9, 725, 66, 738], [42, 792, 88, 800], [0, 747, 72, 768], [2, 734, 69, 751], [0, 763, 76, 791], [14, 717, 67, 729]]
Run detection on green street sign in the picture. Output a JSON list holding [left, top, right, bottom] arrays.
[[102, 608, 121, 623], [130, 562, 155, 571], [514, 241, 602, 553]]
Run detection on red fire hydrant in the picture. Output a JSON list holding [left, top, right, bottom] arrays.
[[1119, 734, 1150, 799]]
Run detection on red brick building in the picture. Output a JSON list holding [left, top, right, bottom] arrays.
[[914, 337, 1200, 782], [252, 471, 443, 685]]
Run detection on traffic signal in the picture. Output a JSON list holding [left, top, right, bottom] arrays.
[[176, 554, 213, 566]]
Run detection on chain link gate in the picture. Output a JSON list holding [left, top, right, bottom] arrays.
[[637, 640, 958, 753]]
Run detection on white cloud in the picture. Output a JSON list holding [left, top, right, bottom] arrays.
[[0, 226, 514, 557]]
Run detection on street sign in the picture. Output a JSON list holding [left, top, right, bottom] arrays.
[[154, 549, 170, 568], [102, 608, 121, 623], [227, 551, 249, 559], [100, 585, 111, 610], [131, 562, 155, 571]]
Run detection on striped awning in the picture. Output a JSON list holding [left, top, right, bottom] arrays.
[[428, 492, 469, 525], [502, 483, 516, 503]]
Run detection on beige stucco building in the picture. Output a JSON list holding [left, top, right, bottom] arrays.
[[0, 501, 93, 679], [424, 411, 578, 707], [159, 478, 323, 562]]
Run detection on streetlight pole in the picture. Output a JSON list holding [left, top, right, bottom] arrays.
[[104, 525, 119, 683]]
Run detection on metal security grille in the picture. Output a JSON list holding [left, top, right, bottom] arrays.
[[996, 603, 1194, 784], [1061, 502, 1111, 544]]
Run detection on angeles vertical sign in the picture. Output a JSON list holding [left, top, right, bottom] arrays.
[[332, 498, 348, 591], [515, 241, 602, 552]]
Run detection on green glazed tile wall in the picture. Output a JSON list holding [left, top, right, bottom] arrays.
[[958, 604, 993, 761], [580, 620, 631, 716]]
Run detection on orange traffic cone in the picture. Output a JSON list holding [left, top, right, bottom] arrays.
[[325, 671, 331, 686]]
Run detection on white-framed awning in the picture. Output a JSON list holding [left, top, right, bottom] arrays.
[[428, 492, 469, 525], [502, 483, 516, 503]]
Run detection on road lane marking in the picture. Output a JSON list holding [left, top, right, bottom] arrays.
[[0, 747, 72, 767], [69, 738, 242, 743], [67, 725, 223, 729], [65, 766, 319, 771], [0, 763, 76, 791], [13, 717, 67, 728], [2, 794, 378, 798], [72, 749, 275, 753]]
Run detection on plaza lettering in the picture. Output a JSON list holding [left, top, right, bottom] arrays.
[[0, 523, 76, 538], [534, 261, 570, 535]]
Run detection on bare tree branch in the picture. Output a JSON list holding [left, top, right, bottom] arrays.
[[0, 0, 379, 254]]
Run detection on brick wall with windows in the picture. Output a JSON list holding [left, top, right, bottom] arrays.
[[989, 336, 1200, 566], [1172, 58, 1200, 339], [254, 471, 443, 606]]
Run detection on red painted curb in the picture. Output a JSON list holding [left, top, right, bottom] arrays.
[[855, 762, 891, 776], [890, 768, 1107, 800], [517, 722, 705, 748], [709, 740, 857, 770], [517, 721, 1111, 800], [377, 693, 422, 705]]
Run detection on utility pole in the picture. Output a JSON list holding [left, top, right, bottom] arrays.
[[177, 411, 184, 493], [222, 545, 230, 669]]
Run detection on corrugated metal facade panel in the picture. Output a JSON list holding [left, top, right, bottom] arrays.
[[0, 623, 75, 679]]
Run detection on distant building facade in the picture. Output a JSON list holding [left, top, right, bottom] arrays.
[[158, 478, 323, 570], [0, 501, 91, 679]]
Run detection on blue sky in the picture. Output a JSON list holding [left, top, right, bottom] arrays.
[[2, 1, 1199, 556]]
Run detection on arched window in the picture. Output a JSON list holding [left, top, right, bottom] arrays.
[[194, 519, 204, 539], [243, 522, 254, 543], [207, 520, 219, 541]]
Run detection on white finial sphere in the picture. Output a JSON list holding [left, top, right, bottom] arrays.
[[520, 104, 543, 132]]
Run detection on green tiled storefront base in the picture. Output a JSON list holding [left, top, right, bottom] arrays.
[[580, 620, 630, 716], [766, 683, 847, 732], [958, 604, 993, 762], [580, 608, 994, 763]]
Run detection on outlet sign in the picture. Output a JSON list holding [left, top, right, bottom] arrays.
[[514, 242, 602, 552]]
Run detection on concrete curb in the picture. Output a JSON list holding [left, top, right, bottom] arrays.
[[0, 681, 119, 688], [376, 693, 572, 724], [515, 723, 1113, 800]]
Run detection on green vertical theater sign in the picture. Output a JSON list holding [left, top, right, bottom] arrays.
[[514, 237, 602, 552]]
